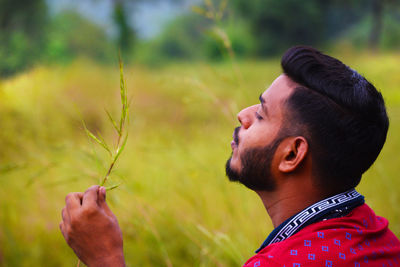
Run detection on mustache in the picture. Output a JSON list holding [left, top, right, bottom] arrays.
[[233, 126, 240, 145]]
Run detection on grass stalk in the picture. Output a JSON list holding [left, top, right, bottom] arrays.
[[83, 53, 130, 189]]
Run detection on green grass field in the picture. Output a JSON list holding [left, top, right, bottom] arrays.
[[0, 53, 399, 266]]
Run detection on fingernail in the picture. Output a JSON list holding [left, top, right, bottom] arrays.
[[100, 186, 106, 195]]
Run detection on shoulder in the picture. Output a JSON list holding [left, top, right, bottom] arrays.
[[243, 204, 400, 267]]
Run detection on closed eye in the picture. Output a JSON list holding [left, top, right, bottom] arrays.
[[255, 112, 263, 120]]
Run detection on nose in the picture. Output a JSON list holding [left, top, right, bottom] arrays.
[[237, 104, 258, 129]]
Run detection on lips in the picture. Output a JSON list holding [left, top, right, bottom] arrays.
[[231, 141, 236, 150], [231, 126, 240, 150], [233, 127, 240, 144]]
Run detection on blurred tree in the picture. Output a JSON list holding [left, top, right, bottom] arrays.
[[229, 0, 400, 55], [369, 0, 384, 50], [0, 0, 48, 76], [368, 0, 400, 50], [191, 0, 256, 60], [202, 18, 256, 60], [230, 0, 327, 56], [380, 10, 400, 49], [45, 11, 115, 63], [133, 15, 208, 64], [325, 0, 400, 50], [134, 13, 256, 64], [106, 0, 183, 57], [112, 0, 135, 55]]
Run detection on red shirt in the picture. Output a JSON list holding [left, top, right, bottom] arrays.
[[244, 204, 400, 267]]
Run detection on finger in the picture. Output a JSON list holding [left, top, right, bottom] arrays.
[[59, 222, 71, 244], [65, 192, 84, 211], [59, 222, 66, 239], [82, 185, 100, 208], [61, 207, 70, 223], [98, 186, 112, 215]]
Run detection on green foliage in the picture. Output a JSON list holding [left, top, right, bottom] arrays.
[[0, 31, 30, 75], [0, 0, 48, 76], [203, 18, 256, 60], [229, 0, 400, 56], [337, 11, 400, 50], [134, 14, 255, 65], [0, 3, 116, 77], [113, 1, 136, 55], [381, 13, 400, 49], [45, 11, 115, 64], [134, 15, 209, 64], [230, 0, 325, 55], [111, 0, 183, 58]]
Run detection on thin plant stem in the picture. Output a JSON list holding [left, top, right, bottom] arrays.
[[83, 52, 129, 189]]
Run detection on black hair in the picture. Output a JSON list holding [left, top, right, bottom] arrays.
[[281, 46, 389, 194]]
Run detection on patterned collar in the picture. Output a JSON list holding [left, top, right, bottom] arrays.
[[256, 188, 365, 253]]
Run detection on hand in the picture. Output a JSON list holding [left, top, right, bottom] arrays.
[[60, 185, 125, 267]]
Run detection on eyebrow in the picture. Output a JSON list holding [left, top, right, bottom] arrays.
[[259, 94, 268, 115]]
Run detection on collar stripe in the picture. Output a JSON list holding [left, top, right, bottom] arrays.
[[256, 189, 364, 252]]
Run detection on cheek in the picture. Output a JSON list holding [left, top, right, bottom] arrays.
[[229, 151, 242, 171], [243, 118, 282, 145], [240, 128, 273, 149]]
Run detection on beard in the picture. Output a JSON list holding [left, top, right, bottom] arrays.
[[225, 136, 283, 191]]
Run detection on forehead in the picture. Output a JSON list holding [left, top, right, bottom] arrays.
[[261, 74, 298, 109]]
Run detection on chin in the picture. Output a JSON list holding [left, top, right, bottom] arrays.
[[225, 157, 241, 182], [228, 154, 240, 170]]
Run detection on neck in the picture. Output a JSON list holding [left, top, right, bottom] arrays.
[[256, 180, 326, 228]]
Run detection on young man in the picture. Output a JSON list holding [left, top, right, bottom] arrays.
[[60, 46, 400, 266]]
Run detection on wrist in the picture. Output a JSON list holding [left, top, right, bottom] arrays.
[[87, 252, 125, 267]]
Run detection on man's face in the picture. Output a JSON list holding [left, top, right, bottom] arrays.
[[225, 75, 297, 191]]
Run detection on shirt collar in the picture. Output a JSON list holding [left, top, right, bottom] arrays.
[[255, 188, 365, 253]]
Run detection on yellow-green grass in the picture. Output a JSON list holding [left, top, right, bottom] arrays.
[[0, 54, 399, 266]]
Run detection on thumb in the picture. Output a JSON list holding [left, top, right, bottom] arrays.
[[98, 186, 112, 214], [98, 186, 107, 202]]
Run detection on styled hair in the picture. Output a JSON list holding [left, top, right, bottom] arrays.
[[281, 46, 389, 194]]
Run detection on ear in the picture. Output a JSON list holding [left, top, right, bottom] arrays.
[[278, 136, 309, 173]]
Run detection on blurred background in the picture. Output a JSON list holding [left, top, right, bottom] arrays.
[[2, 0, 400, 75], [1, 0, 400, 266]]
